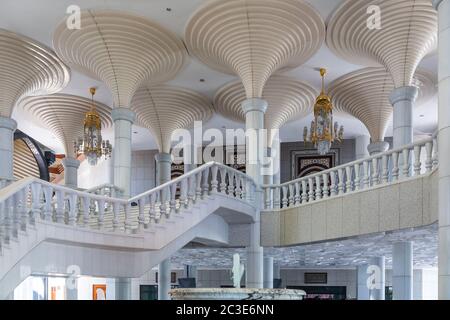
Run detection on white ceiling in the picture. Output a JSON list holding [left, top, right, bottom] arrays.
[[1, 0, 438, 154]]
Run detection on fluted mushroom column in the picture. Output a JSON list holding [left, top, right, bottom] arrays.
[[0, 117, 17, 181], [155, 152, 172, 300], [241, 98, 267, 289], [433, 0, 450, 299], [389, 86, 418, 149], [111, 108, 135, 198], [62, 157, 80, 189]]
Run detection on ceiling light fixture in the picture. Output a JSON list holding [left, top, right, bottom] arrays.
[[303, 68, 343, 155], [74, 88, 112, 165]]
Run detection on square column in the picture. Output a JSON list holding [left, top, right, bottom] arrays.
[[369, 256, 386, 300], [356, 264, 370, 300]]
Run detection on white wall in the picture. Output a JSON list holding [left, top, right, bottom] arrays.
[[77, 157, 113, 189], [130, 150, 158, 196]]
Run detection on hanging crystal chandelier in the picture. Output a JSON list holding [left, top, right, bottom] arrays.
[[303, 68, 344, 155], [74, 88, 112, 166]]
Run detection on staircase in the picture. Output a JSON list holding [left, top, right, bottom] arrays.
[[0, 162, 257, 298]]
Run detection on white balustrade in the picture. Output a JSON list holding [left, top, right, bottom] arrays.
[[0, 162, 256, 247], [262, 136, 438, 210]]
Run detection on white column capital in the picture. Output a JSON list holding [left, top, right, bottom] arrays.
[[111, 107, 136, 123], [241, 98, 268, 115], [433, 0, 444, 10], [367, 141, 389, 155], [0, 116, 17, 131], [62, 157, 80, 169], [155, 152, 172, 163], [389, 86, 419, 106]]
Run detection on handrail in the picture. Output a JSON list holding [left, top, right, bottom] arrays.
[[266, 135, 436, 189]]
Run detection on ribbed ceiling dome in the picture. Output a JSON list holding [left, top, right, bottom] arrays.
[[0, 29, 70, 118], [18, 94, 112, 156], [214, 76, 317, 131], [185, 0, 325, 98], [327, 0, 437, 88], [53, 10, 187, 109], [131, 85, 213, 153], [329, 67, 436, 142]]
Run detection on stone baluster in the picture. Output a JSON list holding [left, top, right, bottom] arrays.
[[162, 186, 170, 218], [354, 163, 361, 191], [371, 157, 379, 186], [274, 186, 281, 209], [330, 171, 337, 197], [241, 178, 247, 200], [345, 166, 352, 192], [392, 152, 400, 181], [281, 186, 288, 208], [18, 188, 27, 231], [179, 178, 188, 209], [227, 171, 235, 197], [382, 155, 389, 184], [402, 148, 410, 178], [55, 190, 65, 223], [265, 187, 272, 209], [301, 180, 308, 203], [30, 183, 42, 224], [3, 197, 13, 242], [322, 173, 329, 199], [195, 172, 202, 201], [211, 166, 219, 193], [112, 202, 120, 232], [294, 182, 301, 205], [67, 194, 78, 226], [138, 198, 145, 230], [315, 176, 322, 200], [425, 141, 433, 173], [42, 186, 53, 221], [235, 175, 242, 199], [432, 137, 438, 169], [288, 184, 295, 206], [338, 168, 344, 195], [82, 196, 90, 227], [187, 175, 195, 205], [170, 183, 177, 214], [97, 199, 105, 229], [201, 167, 210, 198], [308, 178, 315, 202], [219, 168, 227, 194], [149, 193, 157, 223], [413, 145, 422, 176], [363, 160, 370, 189]]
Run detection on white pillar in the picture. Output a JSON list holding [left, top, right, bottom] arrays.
[[158, 259, 171, 300], [392, 241, 413, 300], [155, 152, 172, 300], [66, 279, 78, 300], [434, 0, 450, 299], [367, 141, 389, 156], [0, 117, 17, 180], [263, 257, 274, 289], [389, 86, 418, 149], [369, 256, 386, 300], [241, 98, 267, 289], [111, 108, 135, 198], [273, 264, 281, 279], [115, 278, 132, 300], [62, 157, 80, 189], [355, 135, 370, 159], [357, 264, 370, 300]]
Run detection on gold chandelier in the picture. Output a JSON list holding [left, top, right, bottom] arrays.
[[303, 68, 344, 155], [74, 88, 112, 166]]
